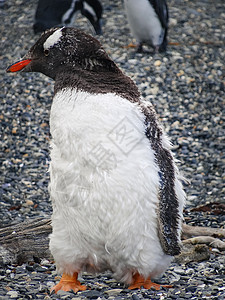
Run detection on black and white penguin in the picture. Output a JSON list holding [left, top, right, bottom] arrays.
[[7, 27, 185, 293], [33, 0, 103, 35], [124, 0, 169, 52]]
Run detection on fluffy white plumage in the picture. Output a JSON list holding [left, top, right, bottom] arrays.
[[49, 88, 185, 284]]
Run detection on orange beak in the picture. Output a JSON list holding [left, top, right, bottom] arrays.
[[6, 59, 32, 73]]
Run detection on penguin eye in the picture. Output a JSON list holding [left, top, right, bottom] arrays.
[[44, 49, 49, 56]]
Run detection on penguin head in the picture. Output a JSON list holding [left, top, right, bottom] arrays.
[[6, 27, 115, 80]]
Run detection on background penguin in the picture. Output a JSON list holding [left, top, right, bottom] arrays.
[[7, 27, 185, 293], [124, 0, 169, 52], [33, 0, 103, 35]]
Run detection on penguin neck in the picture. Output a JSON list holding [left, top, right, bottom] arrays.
[[54, 68, 140, 102]]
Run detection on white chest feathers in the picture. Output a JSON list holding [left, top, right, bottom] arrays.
[[49, 88, 175, 282], [49, 89, 160, 209], [124, 0, 164, 47]]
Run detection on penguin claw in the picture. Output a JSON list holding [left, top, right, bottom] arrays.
[[51, 272, 87, 294], [123, 43, 137, 49], [128, 273, 172, 290]]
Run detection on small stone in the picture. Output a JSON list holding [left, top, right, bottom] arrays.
[[186, 285, 197, 293], [170, 18, 178, 26], [6, 291, 19, 298], [40, 122, 48, 128], [154, 60, 161, 67], [173, 267, 186, 275], [40, 258, 50, 266], [82, 290, 101, 299], [132, 294, 141, 300], [24, 200, 34, 206], [104, 288, 123, 296], [56, 290, 71, 296], [36, 266, 48, 272], [26, 265, 34, 272], [11, 128, 17, 134], [177, 70, 185, 77]]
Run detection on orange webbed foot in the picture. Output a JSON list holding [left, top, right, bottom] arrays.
[[123, 43, 137, 49], [128, 273, 172, 290], [51, 272, 87, 294]]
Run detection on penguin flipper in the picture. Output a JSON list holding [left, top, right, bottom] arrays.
[[139, 101, 184, 256], [148, 0, 169, 29]]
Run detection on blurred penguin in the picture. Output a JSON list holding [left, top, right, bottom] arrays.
[[124, 0, 168, 52], [33, 0, 103, 35]]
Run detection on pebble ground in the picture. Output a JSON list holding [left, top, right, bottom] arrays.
[[0, 0, 224, 299]]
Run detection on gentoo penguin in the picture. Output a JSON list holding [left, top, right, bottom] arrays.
[[124, 0, 169, 52], [7, 27, 185, 293], [33, 0, 103, 35]]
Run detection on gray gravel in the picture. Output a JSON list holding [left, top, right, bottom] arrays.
[[0, 0, 225, 299]]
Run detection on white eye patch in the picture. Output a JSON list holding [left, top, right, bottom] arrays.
[[43, 28, 63, 50]]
